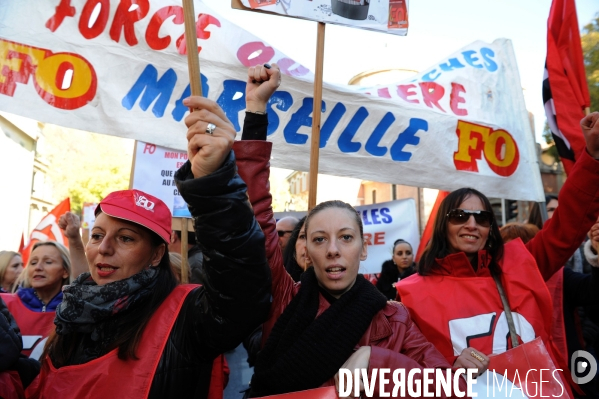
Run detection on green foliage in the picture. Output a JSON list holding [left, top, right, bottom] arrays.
[[582, 14, 599, 110], [43, 125, 133, 215], [542, 122, 560, 163]]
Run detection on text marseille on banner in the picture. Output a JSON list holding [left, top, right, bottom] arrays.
[[0, 1, 543, 201]]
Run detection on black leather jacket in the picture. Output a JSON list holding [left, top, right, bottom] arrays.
[[145, 151, 271, 398], [0, 297, 21, 371]]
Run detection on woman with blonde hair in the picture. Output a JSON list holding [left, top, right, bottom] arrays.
[[0, 251, 23, 293], [0, 241, 72, 360]]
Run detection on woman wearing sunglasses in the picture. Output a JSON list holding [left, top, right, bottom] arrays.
[[396, 112, 599, 395]]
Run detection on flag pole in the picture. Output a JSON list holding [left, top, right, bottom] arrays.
[[308, 22, 325, 211]]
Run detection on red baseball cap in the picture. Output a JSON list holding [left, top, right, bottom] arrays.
[[96, 189, 172, 243]]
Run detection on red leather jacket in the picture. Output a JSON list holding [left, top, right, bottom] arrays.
[[233, 141, 467, 398]]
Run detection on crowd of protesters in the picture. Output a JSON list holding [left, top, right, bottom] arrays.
[[1, 65, 599, 399]]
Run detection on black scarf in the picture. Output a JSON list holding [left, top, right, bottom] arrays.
[[54, 267, 159, 341], [249, 268, 387, 397]]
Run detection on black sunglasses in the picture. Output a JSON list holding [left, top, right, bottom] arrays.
[[446, 209, 493, 227], [277, 230, 294, 237]]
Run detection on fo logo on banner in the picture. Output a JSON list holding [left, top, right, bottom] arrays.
[[571, 350, 598, 385]]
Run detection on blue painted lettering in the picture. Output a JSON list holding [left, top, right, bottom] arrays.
[[320, 102, 346, 148], [122, 64, 177, 118], [337, 107, 368, 153], [462, 50, 483, 69], [421, 68, 441, 82], [438, 57, 466, 72], [266, 91, 293, 136], [284, 98, 325, 145], [389, 118, 428, 161], [365, 112, 395, 156], [172, 74, 209, 122], [217, 79, 246, 131], [480, 47, 498, 72], [380, 208, 393, 223], [362, 210, 372, 225], [371, 209, 381, 224]]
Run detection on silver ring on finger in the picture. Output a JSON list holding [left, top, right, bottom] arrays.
[[205, 123, 216, 135]]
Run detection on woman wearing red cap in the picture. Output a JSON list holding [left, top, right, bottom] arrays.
[[27, 87, 272, 398]]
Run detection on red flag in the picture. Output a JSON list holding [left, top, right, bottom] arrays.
[[544, 0, 590, 174], [415, 190, 449, 262], [18, 233, 25, 254], [20, 198, 71, 266]]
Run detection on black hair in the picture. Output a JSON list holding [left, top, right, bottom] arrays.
[[545, 193, 558, 204], [392, 239, 412, 253], [418, 187, 503, 276], [282, 216, 307, 282]]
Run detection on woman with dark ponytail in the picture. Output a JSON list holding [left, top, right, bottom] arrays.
[[375, 239, 416, 299]]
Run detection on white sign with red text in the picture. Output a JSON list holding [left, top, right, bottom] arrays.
[[0, 1, 543, 201], [131, 141, 191, 218]]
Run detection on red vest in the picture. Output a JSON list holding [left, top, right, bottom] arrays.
[[27, 285, 196, 399], [396, 240, 573, 397], [0, 371, 24, 399], [0, 293, 55, 358]]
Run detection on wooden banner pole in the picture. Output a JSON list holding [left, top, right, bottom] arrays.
[[128, 141, 138, 190], [180, 218, 189, 283], [183, 0, 203, 97], [308, 22, 326, 211], [179, 0, 202, 280]]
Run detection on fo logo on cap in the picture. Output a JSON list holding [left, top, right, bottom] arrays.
[[135, 194, 155, 212]]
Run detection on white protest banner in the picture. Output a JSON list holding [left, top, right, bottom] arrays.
[[357, 198, 419, 274], [130, 141, 191, 218], [0, 1, 543, 201], [237, 0, 408, 36], [276, 198, 418, 274]]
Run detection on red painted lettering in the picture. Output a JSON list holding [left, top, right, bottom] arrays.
[[419, 81, 445, 112], [143, 143, 156, 154], [45, 0, 76, 32], [237, 41, 275, 67], [374, 232, 385, 245], [146, 6, 184, 51], [397, 84, 419, 104], [79, 0, 110, 40], [377, 88, 391, 99], [363, 233, 373, 246], [109, 0, 150, 46], [176, 13, 221, 55], [450, 82, 467, 116], [277, 58, 310, 77]]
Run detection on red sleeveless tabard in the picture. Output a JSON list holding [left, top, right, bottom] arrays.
[[0, 293, 55, 358], [27, 284, 195, 399]]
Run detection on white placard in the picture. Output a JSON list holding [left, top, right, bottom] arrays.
[[238, 0, 409, 36], [131, 141, 191, 218]]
